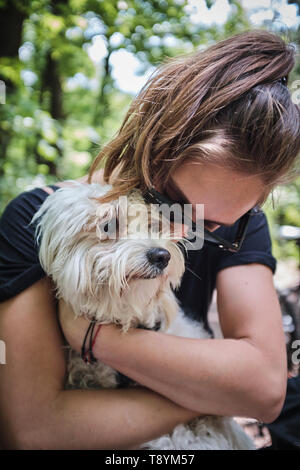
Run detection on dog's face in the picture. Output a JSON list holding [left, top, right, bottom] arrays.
[[33, 184, 186, 328], [81, 190, 186, 301]]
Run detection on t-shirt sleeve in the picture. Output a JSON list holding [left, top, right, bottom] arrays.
[[215, 210, 277, 274], [0, 189, 47, 302]]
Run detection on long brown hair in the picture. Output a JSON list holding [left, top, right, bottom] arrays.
[[88, 29, 300, 202]]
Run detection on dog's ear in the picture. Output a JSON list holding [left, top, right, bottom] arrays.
[[30, 182, 112, 275], [30, 183, 116, 314]]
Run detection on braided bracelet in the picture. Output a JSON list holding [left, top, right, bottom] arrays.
[[81, 320, 102, 364]]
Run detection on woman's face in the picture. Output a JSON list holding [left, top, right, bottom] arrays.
[[165, 161, 267, 232]]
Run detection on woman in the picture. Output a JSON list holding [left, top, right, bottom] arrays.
[[0, 29, 299, 449]]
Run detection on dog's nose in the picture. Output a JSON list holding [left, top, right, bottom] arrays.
[[146, 248, 171, 270]]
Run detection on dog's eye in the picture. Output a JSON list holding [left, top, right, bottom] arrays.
[[100, 219, 118, 238]]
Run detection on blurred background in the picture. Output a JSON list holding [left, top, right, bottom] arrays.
[[0, 0, 300, 267]]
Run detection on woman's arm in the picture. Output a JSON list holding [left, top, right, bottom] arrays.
[[63, 264, 286, 423], [0, 278, 197, 450]]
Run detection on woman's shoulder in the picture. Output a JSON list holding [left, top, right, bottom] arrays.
[[2, 169, 104, 219], [0, 186, 59, 303], [39, 169, 105, 195], [1, 186, 58, 237], [0, 171, 104, 303]]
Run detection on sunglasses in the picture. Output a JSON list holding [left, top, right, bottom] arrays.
[[143, 187, 261, 253]]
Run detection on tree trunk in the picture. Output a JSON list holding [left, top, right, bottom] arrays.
[[93, 49, 113, 126], [0, 2, 28, 175], [42, 51, 64, 121], [0, 2, 26, 58]]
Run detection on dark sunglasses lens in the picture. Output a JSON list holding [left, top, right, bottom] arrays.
[[144, 189, 252, 252]]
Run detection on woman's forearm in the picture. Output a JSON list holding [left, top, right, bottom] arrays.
[[96, 326, 282, 422], [58, 299, 283, 424], [8, 387, 197, 450]]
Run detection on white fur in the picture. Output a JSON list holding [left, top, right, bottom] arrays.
[[32, 181, 255, 450]]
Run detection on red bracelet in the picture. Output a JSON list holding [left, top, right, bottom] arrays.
[[92, 324, 102, 350]]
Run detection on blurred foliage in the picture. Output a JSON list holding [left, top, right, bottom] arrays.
[[0, 0, 251, 209], [263, 4, 300, 263], [0, 0, 299, 262]]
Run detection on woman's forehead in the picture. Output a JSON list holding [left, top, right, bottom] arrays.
[[172, 160, 263, 189], [167, 162, 266, 224]]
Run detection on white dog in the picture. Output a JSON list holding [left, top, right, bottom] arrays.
[[31, 181, 254, 450]]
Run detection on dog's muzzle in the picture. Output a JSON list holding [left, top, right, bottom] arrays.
[[126, 247, 171, 281]]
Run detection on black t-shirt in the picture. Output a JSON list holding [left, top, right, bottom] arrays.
[[266, 376, 300, 449], [0, 185, 276, 332]]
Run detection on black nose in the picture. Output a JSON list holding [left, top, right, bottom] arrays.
[[146, 248, 171, 270]]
